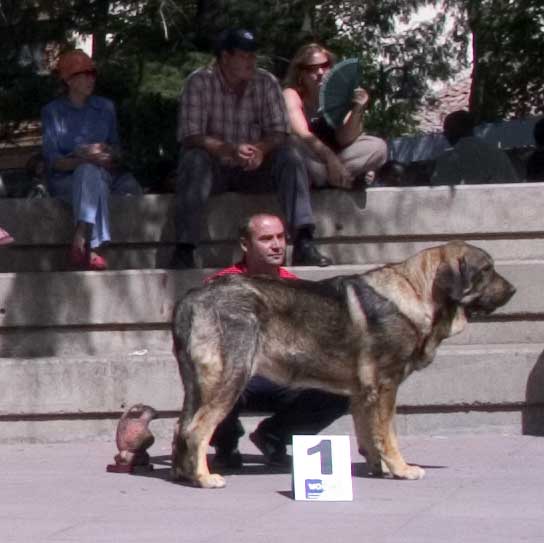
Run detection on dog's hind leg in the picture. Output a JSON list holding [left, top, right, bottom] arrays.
[[351, 394, 384, 476], [171, 347, 242, 488], [175, 399, 239, 488], [172, 310, 259, 488]]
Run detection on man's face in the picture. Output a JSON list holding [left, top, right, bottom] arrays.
[[242, 215, 286, 270], [221, 49, 257, 82]]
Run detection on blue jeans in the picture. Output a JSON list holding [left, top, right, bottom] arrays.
[[175, 144, 315, 245], [210, 375, 350, 452], [48, 164, 142, 248]]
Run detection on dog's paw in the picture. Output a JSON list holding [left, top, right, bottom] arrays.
[[394, 464, 425, 480], [198, 473, 226, 489], [366, 460, 385, 477], [171, 466, 185, 482]]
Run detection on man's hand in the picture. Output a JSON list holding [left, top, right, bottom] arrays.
[[234, 144, 264, 171]]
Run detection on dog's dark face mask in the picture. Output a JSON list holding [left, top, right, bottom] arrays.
[[433, 244, 516, 320]]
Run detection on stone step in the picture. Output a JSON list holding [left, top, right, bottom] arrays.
[[2, 320, 543, 359], [5, 237, 544, 272], [1, 344, 538, 415], [0, 262, 535, 329], [4, 184, 544, 244], [0, 343, 541, 443], [0, 409, 530, 446], [2, 183, 544, 271], [1, 182, 543, 443], [0, 262, 538, 359]]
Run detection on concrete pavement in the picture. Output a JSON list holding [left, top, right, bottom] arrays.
[[3, 432, 544, 543]]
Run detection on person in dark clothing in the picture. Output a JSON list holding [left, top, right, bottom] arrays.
[[527, 117, 544, 181]]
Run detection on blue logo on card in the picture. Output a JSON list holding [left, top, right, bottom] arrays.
[[305, 479, 324, 499]]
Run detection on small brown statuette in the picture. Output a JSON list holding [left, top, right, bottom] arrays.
[[107, 404, 158, 474]]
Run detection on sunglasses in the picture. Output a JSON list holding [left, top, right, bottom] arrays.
[[300, 61, 331, 72]]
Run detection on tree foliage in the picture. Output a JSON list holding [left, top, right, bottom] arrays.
[[447, 0, 544, 124], [0, 0, 542, 184]]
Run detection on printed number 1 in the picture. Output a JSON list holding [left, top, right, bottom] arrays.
[[307, 439, 333, 474]]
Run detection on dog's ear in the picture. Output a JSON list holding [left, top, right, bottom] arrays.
[[433, 260, 465, 303], [433, 258, 469, 337], [434, 251, 486, 304]]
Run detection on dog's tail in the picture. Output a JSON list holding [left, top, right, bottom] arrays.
[[172, 296, 193, 363]]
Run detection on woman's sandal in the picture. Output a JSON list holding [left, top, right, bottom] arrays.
[[89, 252, 108, 271], [69, 246, 108, 271]]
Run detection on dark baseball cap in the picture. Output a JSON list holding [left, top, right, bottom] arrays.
[[215, 28, 258, 55]]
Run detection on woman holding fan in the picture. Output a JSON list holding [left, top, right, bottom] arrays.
[[283, 43, 387, 189]]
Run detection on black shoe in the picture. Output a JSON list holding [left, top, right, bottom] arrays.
[[292, 241, 332, 267], [212, 447, 243, 470], [169, 245, 195, 269], [249, 430, 290, 467]]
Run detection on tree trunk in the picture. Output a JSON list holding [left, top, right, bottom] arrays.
[[467, 0, 485, 124], [91, 0, 110, 60]]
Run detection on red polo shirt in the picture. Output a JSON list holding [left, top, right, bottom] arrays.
[[205, 261, 299, 283]]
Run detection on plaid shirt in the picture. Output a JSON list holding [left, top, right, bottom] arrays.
[[177, 64, 290, 144]]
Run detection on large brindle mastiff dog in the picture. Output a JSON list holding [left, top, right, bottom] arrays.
[[171, 241, 515, 488]]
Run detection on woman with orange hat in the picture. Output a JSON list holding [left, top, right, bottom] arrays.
[[41, 49, 142, 270]]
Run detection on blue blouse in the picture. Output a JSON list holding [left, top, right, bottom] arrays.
[[41, 95, 120, 178]]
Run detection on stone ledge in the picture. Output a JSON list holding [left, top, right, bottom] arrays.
[[2, 183, 543, 271], [2, 183, 544, 245], [0, 262, 534, 328], [2, 320, 544, 359], [0, 411, 529, 444], [1, 344, 542, 416]]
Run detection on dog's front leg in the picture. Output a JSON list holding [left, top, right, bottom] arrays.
[[352, 385, 425, 480], [374, 383, 425, 480]]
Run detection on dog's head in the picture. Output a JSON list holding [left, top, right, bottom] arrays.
[[432, 241, 516, 328]]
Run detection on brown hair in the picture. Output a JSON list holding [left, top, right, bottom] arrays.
[[283, 43, 336, 92]]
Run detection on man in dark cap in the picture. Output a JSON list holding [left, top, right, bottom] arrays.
[[171, 28, 331, 269]]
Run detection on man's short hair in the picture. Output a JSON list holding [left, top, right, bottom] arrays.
[[443, 110, 475, 145], [238, 215, 254, 240], [214, 29, 257, 58], [238, 213, 283, 240]]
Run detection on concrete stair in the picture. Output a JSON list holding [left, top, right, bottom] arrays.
[[1, 183, 544, 442]]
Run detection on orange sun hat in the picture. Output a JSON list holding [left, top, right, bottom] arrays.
[[57, 49, 96, 81]]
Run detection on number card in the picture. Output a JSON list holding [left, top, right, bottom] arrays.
[[292, 435, 353, 501]]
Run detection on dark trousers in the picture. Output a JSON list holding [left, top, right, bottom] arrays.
[[175, 144, 315, 245], [210, 375, 350, 452]]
